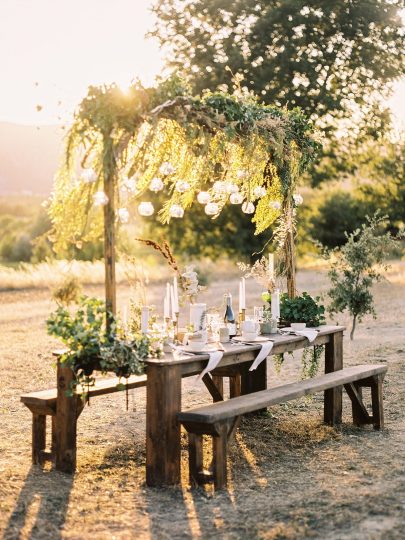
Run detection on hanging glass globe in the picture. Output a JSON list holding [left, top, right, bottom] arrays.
[[169, 204, 184, 218], [293, 193, 303, 205], [80, 168, 97, 184], [149, 177, 164, 192], [253, 186, 266, 198], [230, 192, 244, 204], [122, 176, 137, 193], [93, 191, 109, 206], [213, 181, 226, 194], [175, 180, 191, 193], [242, 201, 255, 214], [226, 182, 239, 194], [117, 207, 130, 223], [205, 202, 220, 216], [138, 202, 154, 217], [197, 191, 211, 204], [270, 200, 281, 210], [236, 169, 247, 179], [159, 162, 175, 176]]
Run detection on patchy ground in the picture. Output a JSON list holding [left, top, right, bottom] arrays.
[[0, 266, 404, 539]]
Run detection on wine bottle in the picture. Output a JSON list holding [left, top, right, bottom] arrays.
[[223, 293, 237, 337]]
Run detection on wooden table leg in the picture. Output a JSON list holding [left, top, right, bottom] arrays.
[[146, 363, 182, 486], [324, 331, 343, 426], [55, 361, 79, 473], [241, 359, 267, 414]]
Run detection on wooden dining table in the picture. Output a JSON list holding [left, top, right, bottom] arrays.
[[144, 325, 345, 486]]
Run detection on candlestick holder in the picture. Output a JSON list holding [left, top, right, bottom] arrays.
[[239, 308, 246, 323], [165, 317, 171, 332], [174, 312, 180, 341]]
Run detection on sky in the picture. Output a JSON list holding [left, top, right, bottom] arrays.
[[0, 0, 404, 127]]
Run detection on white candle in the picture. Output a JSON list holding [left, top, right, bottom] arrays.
[[268, 253, 274, 280], [242, 277, 246, 310], [141, 306, 149, 334], [170, 284, 176, 321], [239, 278, 246, 311], [164, 283, 170, 319], [173, 276, 179, 312], [271, 289, 280, 319]]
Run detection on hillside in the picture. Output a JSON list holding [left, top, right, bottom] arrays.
[[0, 122, 63, 195]]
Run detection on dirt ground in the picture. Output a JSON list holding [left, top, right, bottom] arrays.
[[0, 266, 404, 540]]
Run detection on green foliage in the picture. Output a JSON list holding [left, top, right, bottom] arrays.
[[309, 190, 375, 248], [301, 345, 324, 379], [46, 296, 151, 395], [49, 75, 320, 280], [280, 292, 325, 326], [151, 0, 405, 134], [323, 213, 403, 339]]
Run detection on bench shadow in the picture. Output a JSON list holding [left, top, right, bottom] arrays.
[[3, 465, 73, 540]]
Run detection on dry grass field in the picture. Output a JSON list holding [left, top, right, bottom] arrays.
[[1, 264, 404, 539]]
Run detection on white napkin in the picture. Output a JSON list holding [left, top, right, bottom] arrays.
[[295, 329, 318, 343], [197, 351, 224, 381], [249, 341, 274, 371]]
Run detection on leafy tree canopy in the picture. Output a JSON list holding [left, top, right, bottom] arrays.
[[151, 0, 405, 133]]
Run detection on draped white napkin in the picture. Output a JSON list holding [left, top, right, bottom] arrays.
[[249, 341, 274, 371], [197, 351, 224, 381], [294, 329, 318, 343]]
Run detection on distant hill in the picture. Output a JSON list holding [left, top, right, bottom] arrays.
[[0, 122, 64, 195]]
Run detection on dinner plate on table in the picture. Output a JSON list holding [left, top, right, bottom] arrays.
[[179, 344, 221, 354], [232, 336, 273, 343]]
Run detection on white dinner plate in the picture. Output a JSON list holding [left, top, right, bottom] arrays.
[[179, 344, 221, 354], [232, 336, 272, 343]]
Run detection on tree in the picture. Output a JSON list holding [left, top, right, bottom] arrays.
[[323, 213, 402, 339], [151, 0, 404, 133]]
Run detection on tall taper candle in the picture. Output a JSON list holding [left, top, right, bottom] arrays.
[[170, 284, 176, 321], [173, 276, 179, 312], [271, 289, 280, 319]]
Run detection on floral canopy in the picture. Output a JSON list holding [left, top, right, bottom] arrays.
[[49, 76, 321, 313]]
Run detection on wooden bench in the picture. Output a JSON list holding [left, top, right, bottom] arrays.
[[178, 364, 387, 490], [21, 374, 147, 466]]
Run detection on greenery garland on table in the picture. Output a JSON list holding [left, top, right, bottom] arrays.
[[47, 75, 321, 296], [46, 295, 158, 398]]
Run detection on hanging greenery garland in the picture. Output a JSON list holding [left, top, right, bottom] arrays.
[[48, 75, 321, 299]]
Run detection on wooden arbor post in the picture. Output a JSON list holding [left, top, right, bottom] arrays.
[[103, 170, 116, 326], [283, 200, 296, 299]]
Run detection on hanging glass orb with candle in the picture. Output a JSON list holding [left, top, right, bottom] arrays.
[[117, 207, 130, 223], [242, 201, 255, 214], [270, 200, 281, 210], [149, 177, 164, 192], [93, 191, 109, 206], [213, 180, 227, 194], [226, 182, 239, 194], [169, 204, 184, 218], [159, 162, 175, 176], [230, 192, 244, 204], [80, 168, 97, 184], [205, 202, 220, 216], [138, 202, 154, 216], [253, 186, 266, 198], [175, 180, 191, 193], [197, 191, 211, 204], [236, 169, 247, 179]]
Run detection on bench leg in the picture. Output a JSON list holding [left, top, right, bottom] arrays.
[[212, 424, 228, 490], [324, 331, 343, 426], [371, 375, 384, 430], [344, 383, 370, 426], [188, 433, 204, 486], [32, 414, 46, 465]]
